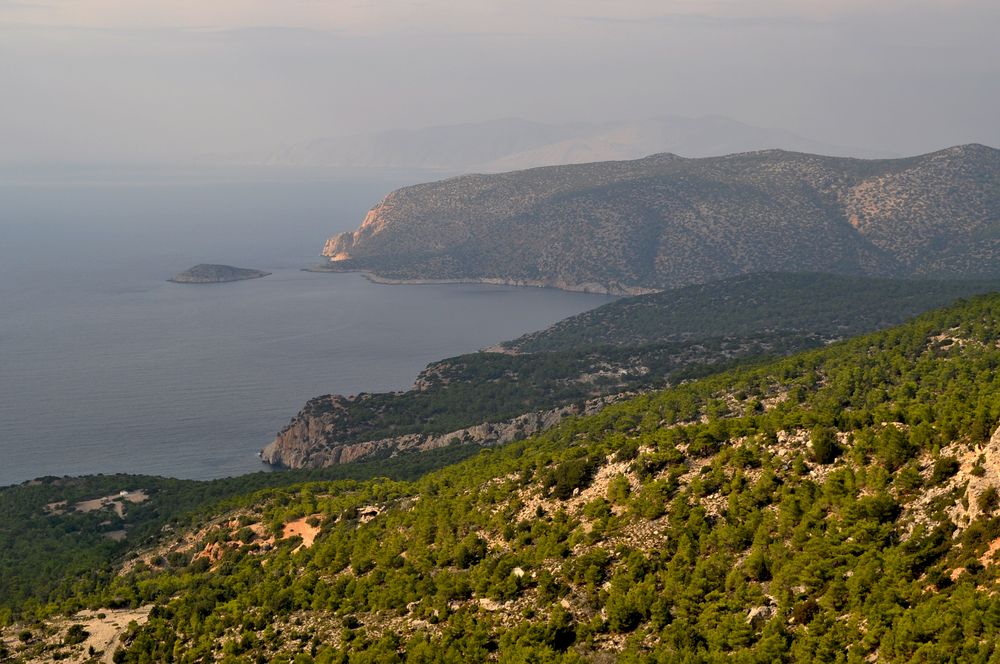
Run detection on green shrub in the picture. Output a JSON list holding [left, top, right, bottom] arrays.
[[895, 465, 924, 494], [810, 427, 840, 464], [744, 548, 771, 582], [549, 456, 600, 500], [607, 475, 631, 505], [931, 456, 960, 485], [978, 486, 999, 514], [792, 599, 820, 625], [875, 426, 916, 471], [615, 441, 640, 462], [65, 623, 89, 645], [688, 431, 720, 457], [455, 534, 488, 568]]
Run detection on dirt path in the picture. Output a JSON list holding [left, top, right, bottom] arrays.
[[283, 515, 323, 552]]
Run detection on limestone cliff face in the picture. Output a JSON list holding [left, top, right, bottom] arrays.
[[260, 394, 373, 467], [323, 200, 396, 262], [261, 394, 627, 469], [318, 145, 1000, 294], [322, 233, 354, 261], [948, 424, 1000, 527]]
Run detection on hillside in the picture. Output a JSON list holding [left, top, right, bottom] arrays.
[[261, 273, 999, 469], [505, 272, 1000, 352], [319, 144, 1000, 294], [0, 446, 482, 626], [7, 295, 1000, 661]]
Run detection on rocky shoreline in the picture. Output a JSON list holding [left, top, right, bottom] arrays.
[[260, 392, 633, 469], [304, 264, 653, 296]]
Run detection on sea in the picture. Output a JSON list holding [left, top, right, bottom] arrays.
[[0, 166, 613, 486]]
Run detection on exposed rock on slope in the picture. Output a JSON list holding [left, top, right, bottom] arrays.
[[261, 398, 614, 469], [168, 264, 270, 284], [320, 144, 1000, 294]]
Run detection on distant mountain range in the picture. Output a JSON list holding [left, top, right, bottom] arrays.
[[255, 116, 886, 173], [318, 144, 1000, 294]]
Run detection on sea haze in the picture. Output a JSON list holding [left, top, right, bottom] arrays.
[[0, 170, 613, 486]]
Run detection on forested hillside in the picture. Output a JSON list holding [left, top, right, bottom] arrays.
[[262, 273, 999, 469], [505, 272, 1000, 352], [6, 294, 1000, 662], [0, 445, 481, 627]]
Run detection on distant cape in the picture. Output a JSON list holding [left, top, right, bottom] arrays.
[[319, 144, 1000, 295]]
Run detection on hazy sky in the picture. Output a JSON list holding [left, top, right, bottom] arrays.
[[2, 0, 997, 164]]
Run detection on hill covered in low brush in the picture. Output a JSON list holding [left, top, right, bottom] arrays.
[[504, 272, 1000, 352], [6, 294, 1000, 661], [320, 144, 1000, 294]]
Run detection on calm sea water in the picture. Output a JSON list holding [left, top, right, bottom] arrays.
[[0, 169, 613, 486]]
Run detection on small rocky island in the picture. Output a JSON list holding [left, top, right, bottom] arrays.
[[168, 264, 271, 284]]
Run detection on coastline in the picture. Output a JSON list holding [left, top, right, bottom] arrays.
[[304, 264, 655, 297], [6, 263, 610, 486]]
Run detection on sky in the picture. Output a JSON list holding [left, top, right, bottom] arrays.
[[1, 0, 998, 164]]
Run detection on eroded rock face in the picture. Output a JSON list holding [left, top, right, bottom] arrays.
[[903, 421, 1000, 536], [322, 233, 354, 261], [260, 395, 623, 469], [323, 202, 394, 261], [746, 604, 776, 628], [950, 424, 1000, 526], [320, 145, 1000, 294]]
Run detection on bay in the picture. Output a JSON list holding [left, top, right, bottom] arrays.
[[0, 171, 613, 485]]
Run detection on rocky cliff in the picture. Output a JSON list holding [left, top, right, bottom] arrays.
[[320, 144, 1000, 294], [261, 394, 628, 469]]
